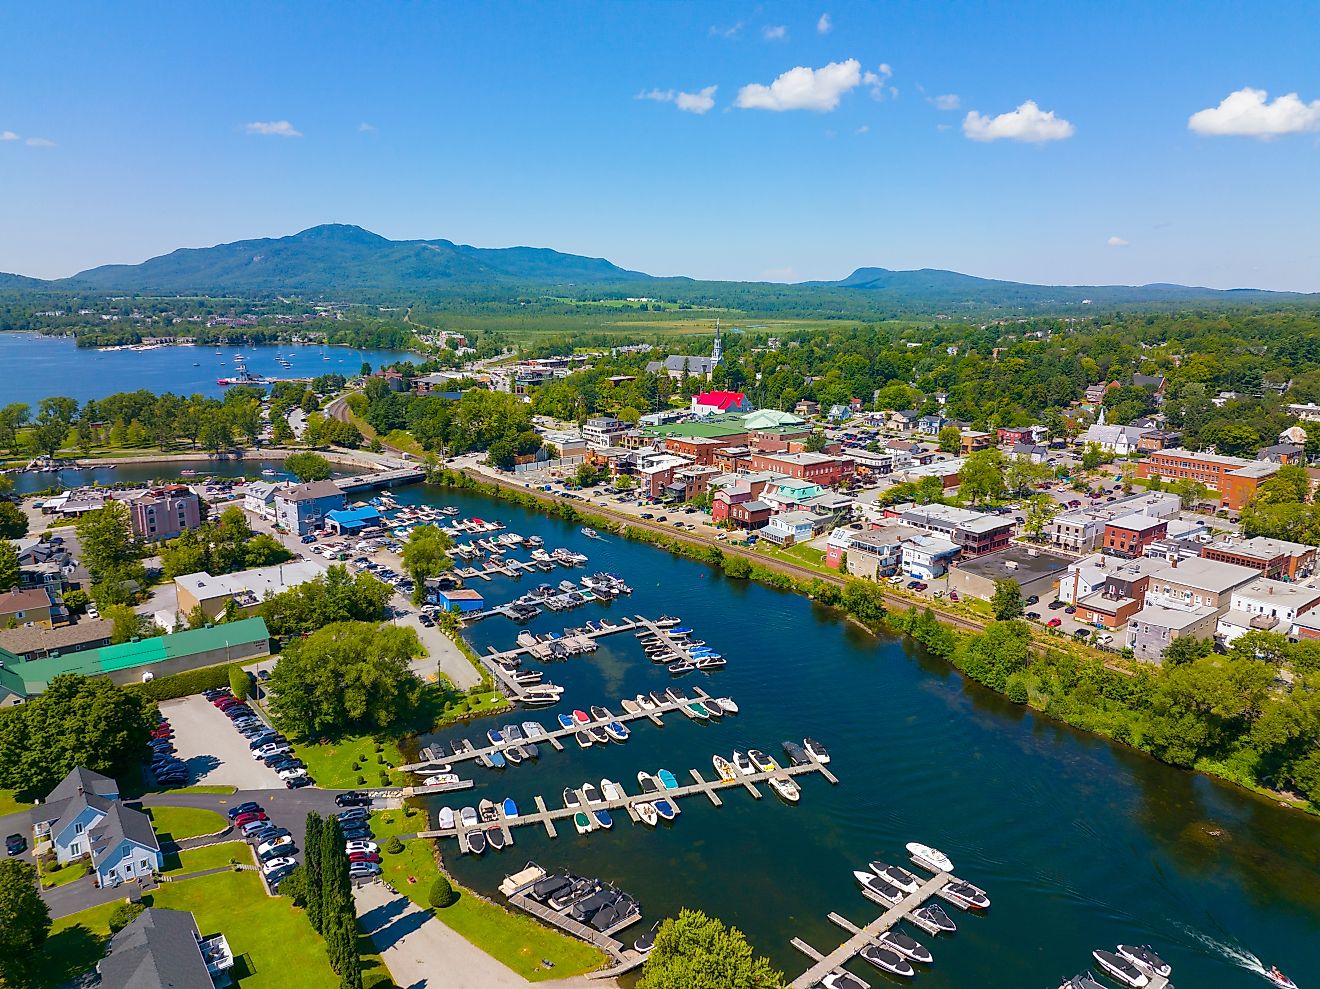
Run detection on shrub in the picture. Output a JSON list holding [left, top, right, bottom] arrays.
[[356, 775, 366, 785], [428, 874, 457, 908], [378, 771, 390, 786], [108, 901, 146, 934], [384, 836, 404, 854], [127, 662, 250, 701]]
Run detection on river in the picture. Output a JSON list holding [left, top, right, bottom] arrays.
[[368, 483, 1320, 989], [8, 459, 356, 496], [0, 332, 416, 407]]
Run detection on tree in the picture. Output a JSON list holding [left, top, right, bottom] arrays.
[[257, 566, 393, 637], [285, 452, 333, 483], [959, 449, 1007, 505], [1021, 494, 1060, 539], [937, 425, 962, 453], [272, 415, 295, 445], [991, 578, 1024, 620], [0, 859, 51, 986], [0, 542, 18, 592], [0, 673, 156, 798], [229, 665, 251, 700], [104, 603, 141, 644], [637, 908, 783, 989], [614, 474, 637, 492], [1080, 442, 1107, 471], [0, 503, 29, 540], [1163, 635, 1214, 666], [1171, 477, 1210, 509], [108, 900, 146, 933], [401, 525, 454, 604], [804, 430, 828, 453], [75, 501, 137, 580], [305, 813, 325, 933], [429, 873, 457, 908], [841, 580, 886, 625], [269, 622, 424, 739]]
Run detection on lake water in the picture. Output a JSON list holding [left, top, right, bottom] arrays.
[[9, 459, 355, 496], [0, 332, 416, 406], [374, 483, 1320, 989]]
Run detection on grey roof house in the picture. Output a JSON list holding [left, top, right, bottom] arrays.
[[97, 907, 233, 989]]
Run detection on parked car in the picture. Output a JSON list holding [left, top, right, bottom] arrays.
[[277, 766, 307, 781], [1048, 600, 1066, 610], [1046, 618, 1063, 628], [253, 743, 287, 759], [1025, 611, 1041, 620], [227, 802, 262, 820], [345, 840, 378, 854], [262, 856, 297, 875], [341, 826, 373, 841], [286, 775, 314, 789], [336, 791, 371, 808], [265, 863, 297, 886], [348, 862, 382, 879], [234, 811, 268, 827], [6, 833, 26, 856], [348, 851, 381, 864], [301, 534, 317, 543], [257, 836, 294, 858], [337, 808, 369, 823]]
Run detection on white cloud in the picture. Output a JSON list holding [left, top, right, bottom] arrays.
[[1188, 86, 1320, 139], [817, 13, 832, 34], [855, 124, 869, 135], [962, 100, 1074, 142], [709, 21, 743, 39], [358, 121, 377, 133], [637, 86, 717, 115], [1107, 236, 1129, 248], [861, 64, 894, 100], [930, 93, 960, 111], [25, 137, 55, 147], [762, 24, 787, 41], [1, 130, 18, 141], [737, 59, 875, 112], [244, 120, 302, 138]]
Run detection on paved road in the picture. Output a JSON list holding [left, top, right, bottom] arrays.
[[355, 880, 613, 989]]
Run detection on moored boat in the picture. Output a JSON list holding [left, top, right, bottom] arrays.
[[637, 771, 659, 793], [620, 698, 641, 715], [860, 944, 915, 978], [906, 842, 954, 873], [563, 787, 581, 808], [575, 730, 593, 748], [854, 869, 904, 905], [803, 737, 830, 763], [657, 769, 679, 790], [768, 775, 800, 802], [604, 721, 630, 741], [748, 749, 778, 773], [436, 806, 456, 829], [501, 797, 518, 819], [573, 811, 592, 835], [653, 798, 676, 821], [913, 903, 956, 932], [782, 740, 809, 765], [716, 696, 739, 714], [488, 750, 506, 769], [467, 830, 487, 854], [588, 725, 610, 744], [582, 782, 602, 804], [486, 826, 505, 851], [941, 880, 990, 910], [878, 931, 932, 965], [869, 862, 920, 893], [601, 778, 624, 801], [1115, 945, 1171, 979], [686, 702, 711, 719], [572, 709, 591, 725], [1091, 950, 1149, 988], [504, 746, 523, 766], [634, 801, 658, 826], [634, 921, 660, 955], [590, 705, 613, 721], [592, 809, 613, 829], [668, 662, 694, 676], [712, 755, 736, 781], [820, 972, 868, 989], [732, 751, 755, 776], [557, 713, 576, 730]]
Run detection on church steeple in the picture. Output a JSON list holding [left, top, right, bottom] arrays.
[[712, 319, 723, 365]]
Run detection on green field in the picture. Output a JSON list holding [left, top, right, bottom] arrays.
[[291, 733, 407, 790], [0, 788, 31, 817], [162, 840, 251, 876], [368, 809, 605, 980], [146, 805, 230, 842]]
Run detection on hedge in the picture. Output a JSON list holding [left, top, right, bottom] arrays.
[[125, 662, 246, 701]]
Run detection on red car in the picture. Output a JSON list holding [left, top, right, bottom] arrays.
[[233, 811, 268, 827], [1047, 618, 1062, 628], [214, 697, 240, 709], [348, 851, 381, 864]]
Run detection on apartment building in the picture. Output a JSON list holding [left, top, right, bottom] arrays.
[[129, 486, 202, 542], [1135, 448, 1279, 510], [1103, 514, 1169, 559], [1216, 578, 1320, 643], [1200, 536, 1317, 580], [899, 504, 1013, 557]]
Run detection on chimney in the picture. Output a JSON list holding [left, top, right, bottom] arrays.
[[1170, 557, 1178, 568]]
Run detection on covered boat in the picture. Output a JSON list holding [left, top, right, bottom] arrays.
[[878, 931, 932, 965], [860, 944, 915, 978], [501, 797, 518, 819]]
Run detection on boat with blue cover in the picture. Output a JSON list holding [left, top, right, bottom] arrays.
[[657, 769, 679, 790], [501, 797, 518, 819]]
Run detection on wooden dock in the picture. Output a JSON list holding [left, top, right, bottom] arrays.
[[476, 617, 644, 701], [787, 869, 962, 989], [403, 687, 717, 770], [417, 759, 835, 849]]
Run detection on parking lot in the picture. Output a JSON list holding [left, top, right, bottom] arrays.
[[158, 695, 287, 790]]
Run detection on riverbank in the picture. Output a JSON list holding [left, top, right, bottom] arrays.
[[433, 466, 1319, 819]]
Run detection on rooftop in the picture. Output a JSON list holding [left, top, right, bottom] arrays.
[[1205, 535, 1315, 559], [1231, 577, 1320, 608], [175, 559, 324, 604], [1107, 513, 1167, 533], [98, 908, 214, 989], [1149, 556, 1259, 593], [951, 546, 1072, 582], [0, 587, 52, 614], [278, 479, 344, 502], [0, 618, 114, 657], [1129, 601, 1219, 631]]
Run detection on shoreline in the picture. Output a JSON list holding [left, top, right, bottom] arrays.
[[436, 465, 1320, 822]]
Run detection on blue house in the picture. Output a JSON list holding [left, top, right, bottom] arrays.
[[918, 413, 949, 436], [434, 588, 485, 613], [273, 480, 346, 536], [36, 767, 162, 887]]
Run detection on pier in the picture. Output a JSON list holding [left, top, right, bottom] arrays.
[[400, 685, 729, 773], [787, 866, 976, 989], [415, 757, 836, 848], [476, 616, 645, 701]]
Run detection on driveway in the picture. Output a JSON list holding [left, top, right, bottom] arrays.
[[159, 696, 286, 790], [354, 881, 613, 989]]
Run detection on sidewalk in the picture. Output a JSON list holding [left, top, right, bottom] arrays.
[[354, 881, 615, 989]]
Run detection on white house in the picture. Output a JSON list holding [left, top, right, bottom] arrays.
[[762, 510, 820, 547], [1079, 423, 1148, 456], [243, 480, 280, 521], [35, 767, 162, 887], [1216, 578, 1320, 644], [901, 534, 960, 579]]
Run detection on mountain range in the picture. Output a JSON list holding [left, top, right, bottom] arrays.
[[1, 224, 1310, 312]]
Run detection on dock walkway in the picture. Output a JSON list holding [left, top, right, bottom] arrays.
[[788, 869, 956, 989], [401, 686, 726, 773], [476, 616, 644, 701], [417, 758, 835, 848]]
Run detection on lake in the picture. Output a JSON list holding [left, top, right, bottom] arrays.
[[371, 483, 1320, 989], [8, 459, 356, 496], [0, 332, 417, 406]]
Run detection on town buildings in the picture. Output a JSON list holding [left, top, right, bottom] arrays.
[[691, 390, 752, 417], [273, 479, 346, 535], [129, 486, 202, 542], [1216, 578, 1320, 643], [947, 546, 1072, 602], [1135, 448, 1279, 510], [1199, 535, 1316, 580], [583, 416, 630, 450], [175, 560, 323, 620], [34, 767, 162, 887], [898, 504, 1013, 557]]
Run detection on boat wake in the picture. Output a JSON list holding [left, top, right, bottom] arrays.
[[1177, 924, 1269, 979]]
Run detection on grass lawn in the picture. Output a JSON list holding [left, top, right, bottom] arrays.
[[162, 840, 252, 875], [0, 788, 31, 817], [40, 860, 93, 889], [368, 809, 605, 981], [30, 899, 122, 988], [146, 805, 230, 842], [292, 733, 406, 790]]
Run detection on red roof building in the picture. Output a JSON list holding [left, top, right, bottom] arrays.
[[691, 391, 752, 416]]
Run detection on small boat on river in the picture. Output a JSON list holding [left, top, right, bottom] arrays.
[[906, 842, 953, 873]]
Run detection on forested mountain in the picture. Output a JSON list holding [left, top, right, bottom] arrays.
[[1, 224, 1313, 314], [61, 224, 647, 293]]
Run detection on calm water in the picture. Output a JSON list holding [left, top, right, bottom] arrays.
[[9, 459, 354, 495], [390, 484, 1320, 989], [0, 332, 415, 406]]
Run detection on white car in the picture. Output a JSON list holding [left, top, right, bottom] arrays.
[[253, 744, 287, 760], [888, 575, 904, 584], [257, 836, 293, 857], [277, 766, 307, 781], [262, 856, 297, 874], [345, 840, 378, 854]]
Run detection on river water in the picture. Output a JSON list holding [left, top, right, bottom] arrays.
[[0, 332, 415, 406], [379, 484, 1320, 989], [9, 460, 355, 496]]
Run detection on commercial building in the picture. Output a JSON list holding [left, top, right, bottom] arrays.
[[1066, 556, 1166, 628], [0, 618, 114, 661], [1136, 448, 1279, 510], [691, 390, 752, 417], [243, 480, 280, 520], [843, 527, 920, 579], [1103, 514, 1169, 559], [947, 546, 1072, 603], [130, 486, 202, 542], [1216, 578, 1320, 643], [273, 479, 346, 535], [761, 510, 823, 547], [1200, 536, 1316, 581], [324, 505, 383, 535], [663, 435, 726, 465], [434, 588, 485, 613], [1127, 602, 1221, 663], [1048, 492, 1182, 553], [749, 451, 854, 486], [175, 560, 323, 620], [583, 416, 630, 450], [899, 504, 1013, 557], [725, 498, 774, 530], [902, 535, 961, 579]]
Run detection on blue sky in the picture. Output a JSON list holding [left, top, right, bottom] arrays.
[[3, 1, 1319, 290]]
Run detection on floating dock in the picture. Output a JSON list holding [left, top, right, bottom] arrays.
[[787, 866, 980, 989], [476, 617, 645, 701], [417, 758, 836, 848], [402, 686, 730, 773]]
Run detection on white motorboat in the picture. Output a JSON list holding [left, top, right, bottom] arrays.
[[716, 696, 738, 714], [1091, 950, 1149, 988], [1115, 945, 1171, 979], [436, 806, 455, 829], [906, 842, 954, 873], [732, 751, 756, 776], [868, 862, 920, 893], [634, 801, 658, 826], [941, 880, 990, 910], [878, 931, 932, 965], [712, 755, 737, 782], [821, 972, 869, 989], [601, 778, 624, 801], [859, 944, 915, 978], [803, 737, 830, 763], [768, 776, 800, 803], [854, 870, 904, 905]]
